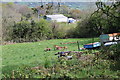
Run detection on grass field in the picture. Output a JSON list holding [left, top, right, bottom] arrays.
[[2, 38, 119, 78], [2, 38, 97, 72]]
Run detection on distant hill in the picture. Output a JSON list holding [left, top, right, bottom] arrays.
[[14, 2, 97, 11]]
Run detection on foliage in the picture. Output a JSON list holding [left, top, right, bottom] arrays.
[[74, 18, 99, 38], [49, 22, 77, 39], [100, 43, 120, 61], [59, 5, 70, 15], [11, 19, 52, 42], [73, 2, 120, 38], [91, 2, 120, 34], [69, 9, 81, 19], [2, 3, 38, 42], [109, 44, 120, 61]]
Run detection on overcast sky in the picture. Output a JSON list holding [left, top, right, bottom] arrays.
[[1, 0, 117, 2]]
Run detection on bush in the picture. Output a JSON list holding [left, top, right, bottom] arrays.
[[100, 43, 120, 61], [11, 19, 52, 42], [107, 44, 120, 61], [50, 22, 68, 39], [74, 19, 96, 38], [100, 43, 120, 71]]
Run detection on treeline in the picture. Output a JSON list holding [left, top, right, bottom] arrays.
[[31, 3, 89, 19], [2, 2, 38, 42], [2, 2, 120, 43], [2, 2, 85, 43], [11, 19, 51, 42], [7, 19, 70, 43], [72, 2, 120, 38]]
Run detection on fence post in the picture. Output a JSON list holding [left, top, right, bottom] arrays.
[[77, 41, 80, 51]]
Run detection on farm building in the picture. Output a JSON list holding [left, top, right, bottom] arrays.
[[108, 33, 120, 41], [68, 18, 76, 23], [45, 14, 68, 22], [100, 33, 120, 43]]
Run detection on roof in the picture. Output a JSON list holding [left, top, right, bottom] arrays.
[[108, 33, 120, 37], [46, 14, 67, 19]]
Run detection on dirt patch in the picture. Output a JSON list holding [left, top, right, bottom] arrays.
[[78, 54, 94, 63]]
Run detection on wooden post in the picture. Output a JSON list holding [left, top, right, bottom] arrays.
[[12, 70, 15, 79], [54, 45, 56, 51], [92, 37, 94, 49], [77, 41, 80, 51]]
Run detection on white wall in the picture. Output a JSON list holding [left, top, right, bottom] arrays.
[[46, 14, 68, 22], [47, 17, 68, 22], [109, 36, 120, 41], [55, 18, 68, 22]]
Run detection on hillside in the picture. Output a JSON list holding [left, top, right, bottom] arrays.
[[14, 2, 97, 20], [14, 2, 97, 11]]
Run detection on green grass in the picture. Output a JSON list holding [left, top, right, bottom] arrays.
[[2, 38, 98, 73], [3, 38, 119, 78]]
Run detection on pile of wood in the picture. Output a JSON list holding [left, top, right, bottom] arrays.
[[54, 45, 68, 50], [44, 48, 52, 51], [55, 51, 72, 59], [55, 51, 84, 60], [2, 41, 16, 45], [44, 45, 68, 51]]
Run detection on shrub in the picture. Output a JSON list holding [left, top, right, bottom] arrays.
[[10, 19, 53, 42], [107, 44, 120, 61]]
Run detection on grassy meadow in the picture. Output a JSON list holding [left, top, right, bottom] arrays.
[[2, 38, 120, 78], [2, 38, 96, 66], [1, 2, 120, 78], [2, 38, 98, 76]]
